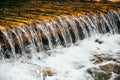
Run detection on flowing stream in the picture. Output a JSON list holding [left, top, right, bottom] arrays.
[[0, 10, 120, 80]]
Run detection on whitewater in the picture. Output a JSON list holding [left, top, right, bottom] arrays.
[[0, 34, 120, 80]]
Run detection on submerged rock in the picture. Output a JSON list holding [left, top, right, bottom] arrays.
[[100, 63, 120, 74], [87, 68, 111, 80], [91, 55, 103, 64], [95, 39, 103, 44], [91, 54, 120, 64], [87, 63, 120, 80], [42, 68, 55, 77], [114, 75, 120, 80], [42, 68, 56, 80]]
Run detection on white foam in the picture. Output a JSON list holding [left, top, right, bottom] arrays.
[[0, 34, 120, 80]]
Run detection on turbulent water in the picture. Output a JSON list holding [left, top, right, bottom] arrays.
[[0, 10, 120, 80]]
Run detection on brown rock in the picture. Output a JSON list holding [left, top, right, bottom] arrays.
[[91, 55, 103, 64], [42, 68, 55, 77], [100, 63, 120, 74], [91, 54, 120, 64]]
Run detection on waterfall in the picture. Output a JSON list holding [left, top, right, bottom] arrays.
[[65, 16, 80, 41], [59, 16, 73, 45], [0, 10, 120, 59], [1, 29, 16, 59], [36, 22, 54, 50], [46, 20, 61, 46]]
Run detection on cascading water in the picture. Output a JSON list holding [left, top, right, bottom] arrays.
[[0, 10, 120, 80], [0, 10, 119, 59]]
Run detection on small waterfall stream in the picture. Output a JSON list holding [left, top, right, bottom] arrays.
[[0, 10, 120, 59]]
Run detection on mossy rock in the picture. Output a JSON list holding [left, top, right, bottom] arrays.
[[0, 1, 120, 27]]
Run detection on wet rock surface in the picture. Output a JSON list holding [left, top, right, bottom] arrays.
[[91, 53, 120, 64], [0, 1, 120, 27], [87, 63, 120, 80], [100, 63, 120, 74], [88, 53, 120, 80], [95, 39, 103, 44], [114, 75, 120, 80], [87, 68, 111, 80]]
